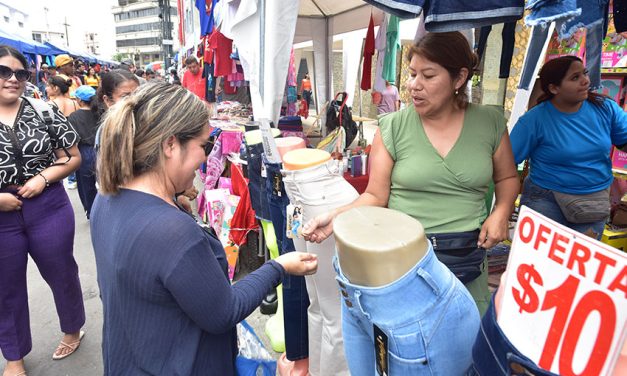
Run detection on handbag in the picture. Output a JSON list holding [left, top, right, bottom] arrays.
[[325, 92, 358, 147], [236, 320, 277, 376], [427, 230, 486, 284], [552, 187, 610, 223]]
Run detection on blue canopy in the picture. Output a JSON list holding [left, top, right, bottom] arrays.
[[0, 30, 57, 56]]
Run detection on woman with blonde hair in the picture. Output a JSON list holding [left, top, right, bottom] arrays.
[[91, 82, 318, 375]]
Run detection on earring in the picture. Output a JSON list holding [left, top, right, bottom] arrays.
[[455, 89, 459, 95]]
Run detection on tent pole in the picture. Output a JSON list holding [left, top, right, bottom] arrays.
[[259, 0, 265, 104]]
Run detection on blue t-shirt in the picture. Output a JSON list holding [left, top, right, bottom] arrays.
[[91, 189, 285, 375], [511, 99, 627, 194]]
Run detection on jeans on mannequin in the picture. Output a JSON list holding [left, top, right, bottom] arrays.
[[263, 155, 310, 361], [334, 244, 480, 375], [466, 292, 558, 376], [282, 160, 358, 376], [476, 22, 517, 79]]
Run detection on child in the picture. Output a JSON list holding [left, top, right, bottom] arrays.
[[297, 94, 309, 118]]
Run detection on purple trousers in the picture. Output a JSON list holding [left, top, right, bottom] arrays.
[[0, 182, 85, 361]]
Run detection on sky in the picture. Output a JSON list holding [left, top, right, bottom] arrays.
[[17, 0, 118, 58]]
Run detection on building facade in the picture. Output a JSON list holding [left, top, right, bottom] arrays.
[[0, 1, 31, 39], [113, 0, 179, 67]]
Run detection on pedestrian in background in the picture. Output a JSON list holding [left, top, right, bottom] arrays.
[[68, 85, 99, 219], [0, 45, 85, 376], [84, 67, 100, 90]]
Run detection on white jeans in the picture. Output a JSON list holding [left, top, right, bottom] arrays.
[[282, 160, 358, 376]]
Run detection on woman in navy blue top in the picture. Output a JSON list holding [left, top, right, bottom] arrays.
[[90, 82, 317, 375]]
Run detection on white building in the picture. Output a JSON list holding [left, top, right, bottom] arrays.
[[85, 32, 101, 55], [113, 0, 179, 67], [0, 1, 31, 39]]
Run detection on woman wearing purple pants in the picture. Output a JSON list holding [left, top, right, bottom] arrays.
[[0, 46, 85, 376]]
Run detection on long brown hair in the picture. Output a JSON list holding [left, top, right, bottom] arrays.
[[537, 56, 605, 106], [407, 31, 478, 108]]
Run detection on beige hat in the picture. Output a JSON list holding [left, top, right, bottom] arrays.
[[54, 54, 73, 67]]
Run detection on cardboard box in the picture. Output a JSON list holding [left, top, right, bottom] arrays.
[[601, 225, 627, 251]]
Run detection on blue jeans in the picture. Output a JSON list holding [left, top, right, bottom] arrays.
[[466, 292, 558, 376], [525, 0, 580, 27], [477, 22, 517, 78], [245, 143, 271, 221], [76, 144, 97, 219], [334, 244, 480, 375], [518, 25, 551, 90], [521, 179, 606, 239], [263, 155, 309, 361], [425, 0, 524, 32], [361, 0, 425, 18]]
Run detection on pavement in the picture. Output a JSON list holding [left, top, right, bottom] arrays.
[[1, 185, 278, 376]]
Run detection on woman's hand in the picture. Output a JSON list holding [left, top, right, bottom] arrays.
[[176, 195, 193, 213], [302, 211, 335, 244], [0, 193, 23, 211], [478, 209, 510, 249], [17, 175, 46, 199], [182, 186, 199, 200], [275, 252, 318, 276]]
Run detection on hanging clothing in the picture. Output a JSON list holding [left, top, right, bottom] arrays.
[[616, 0, 627, 33], [229, 163, 258, 246], [361, 0, 424, 19], [382, 15, 400, 84], [374, 14, 388, 92], [209, 29, 234, 77], [361, 14, 375, 91], [424, 0, 524, 32], [476, 22, 517, 79], [196, 0, 212, 36]]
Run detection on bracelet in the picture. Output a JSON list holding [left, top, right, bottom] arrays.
[[38, 173, 50, 187]]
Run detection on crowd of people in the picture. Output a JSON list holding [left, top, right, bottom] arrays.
[[0, 24, 625, 375]]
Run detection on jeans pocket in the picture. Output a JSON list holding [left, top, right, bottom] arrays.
[[388, 324, 432, 374]]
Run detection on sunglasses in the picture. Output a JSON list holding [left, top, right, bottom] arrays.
[[0, 65, 31, 82]]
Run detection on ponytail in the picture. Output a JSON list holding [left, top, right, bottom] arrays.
[[97, 99, 137, 194]]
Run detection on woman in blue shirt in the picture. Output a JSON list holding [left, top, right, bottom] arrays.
[[91, 82, 318, 375], [511, 56, 627, 239]]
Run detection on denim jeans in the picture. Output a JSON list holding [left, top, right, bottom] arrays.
[[263, 155, 310, 361], [283, 160, 359, 376], [361, 0, 425, 19], [521, 179, 606, 239], [477, 22, 517, 78], [245, 142, 271, 221], [559, 0, 610, 90], [76, 144, 98, 219], [334, 243, 480, 375], [518, 25, 552, 90], [425, 0, 524, 32], [466, 292, 558, 376], [525, 0, 580, 27]]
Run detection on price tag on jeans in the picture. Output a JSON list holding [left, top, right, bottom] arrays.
[[498, 206, 627, 375]]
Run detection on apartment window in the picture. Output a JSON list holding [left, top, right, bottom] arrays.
[[116, 22, 172, 34], [114, 7, 176, 21], [3, 16, 8, 23], [32, 33, 42, 42], [116, 37, 160, 47], [18, 21, 24, 28]]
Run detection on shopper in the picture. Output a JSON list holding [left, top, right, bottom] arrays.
[[300, 73, 312, 106], [84, 67, 100, 90], [46, 75, 78, 117], [93, 69, 139, 149], [376, 80, 400, 114], [91, 82, 318, 375], [0, 45, 85, 376], [68, 85, 99, 219], [181, 56, 206, 100], [303, 31, 519, 315], [53, 54, 80, 97], [511, 55, 627, 239]]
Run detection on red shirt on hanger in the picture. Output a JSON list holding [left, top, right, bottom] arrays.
[[209, 29, 234, 77], [361, 14, 375, 91]]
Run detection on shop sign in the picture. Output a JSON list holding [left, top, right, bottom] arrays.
[[499, 206, 627, 375]]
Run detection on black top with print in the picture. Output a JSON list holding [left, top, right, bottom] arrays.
[[0, 99, 79, 188]]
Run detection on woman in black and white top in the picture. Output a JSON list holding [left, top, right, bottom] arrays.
[[0, 46, 85, 376]]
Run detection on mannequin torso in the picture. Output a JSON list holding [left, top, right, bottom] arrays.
[[334, 206, 428, 287]]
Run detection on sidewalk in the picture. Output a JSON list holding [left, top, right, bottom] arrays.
[[0, 188, 276, 376]]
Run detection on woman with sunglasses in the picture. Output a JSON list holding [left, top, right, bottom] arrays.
[[0, 46, 85, 376]]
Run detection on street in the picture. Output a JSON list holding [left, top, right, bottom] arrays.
[[1, 186, 275, 376]]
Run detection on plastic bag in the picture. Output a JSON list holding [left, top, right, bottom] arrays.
[[235, 320, 277, 376]]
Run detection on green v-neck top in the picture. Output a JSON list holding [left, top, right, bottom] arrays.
[[379, 104, 506, 233]]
